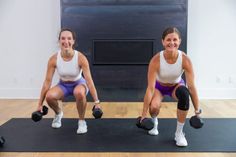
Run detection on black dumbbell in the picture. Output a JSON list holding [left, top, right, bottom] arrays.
[[0, 136, 5, 147], [92, 105, 103, 119], [189, 115, 204, 129], [136, 116, 154, 130], [31, 106, 48, 122]]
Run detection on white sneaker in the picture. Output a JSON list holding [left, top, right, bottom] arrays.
[[148, 127, 159, 136], [51, 111, 63, 128], [77, 120, 87, 134], [175, 132, 188, 147]]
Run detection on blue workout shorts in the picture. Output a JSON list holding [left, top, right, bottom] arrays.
[[57, 77, 89, 97]]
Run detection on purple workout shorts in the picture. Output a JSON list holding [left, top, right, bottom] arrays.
[[57, 77, 89, 97], [155, 79, 185, 96]]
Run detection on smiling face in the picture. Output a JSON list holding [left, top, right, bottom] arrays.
[[162, 32, 181, 52], [59, 30, 75, 52]]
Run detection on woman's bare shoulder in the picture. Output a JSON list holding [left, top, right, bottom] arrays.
[[48, 53, 58, 66], [150, 51, 161, 64], [181, 51, 193, 70]]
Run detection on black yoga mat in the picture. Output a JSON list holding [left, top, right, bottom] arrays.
[[0, 118, 236, 152]]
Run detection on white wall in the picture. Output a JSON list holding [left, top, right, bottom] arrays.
[[188, 0, 236, 99], [0, 0, 61, 98], [0, 0, 235, 99]]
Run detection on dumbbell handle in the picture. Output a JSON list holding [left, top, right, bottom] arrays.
[[195, 109, 202, 115], [42, 106, 48, 115]]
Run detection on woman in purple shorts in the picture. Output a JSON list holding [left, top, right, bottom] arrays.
[[36, 28, 101, 134], [140, 27, 201, 147]]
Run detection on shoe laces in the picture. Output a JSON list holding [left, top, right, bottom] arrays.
[[53, 113, 62, 123], [176, 132, 185, 139], [79, 120, 86, 126]]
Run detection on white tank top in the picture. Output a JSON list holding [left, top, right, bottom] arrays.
[[156, 50, 184, 84], [56, 50, 82, 81]]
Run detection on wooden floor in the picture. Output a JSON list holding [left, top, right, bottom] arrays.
[[0, 99, 236, 157]]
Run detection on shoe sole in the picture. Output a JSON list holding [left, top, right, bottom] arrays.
[[52, 125, 61, 129], [174, 138, 188, 147], [148, 131, 159, 136], [77, 131, 87, 134]]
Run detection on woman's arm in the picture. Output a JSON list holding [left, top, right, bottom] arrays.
[[182, 54, 200, 113], [78, 53, 99, 103], [37, 54, 56, 111], [142, 54, 160, 118]]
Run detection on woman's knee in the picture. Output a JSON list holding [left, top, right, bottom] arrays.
[[149, 101, 161, 113], [45, 91, 58, 103], [73, 88, 86, 100], [175, 86, 190, 111]]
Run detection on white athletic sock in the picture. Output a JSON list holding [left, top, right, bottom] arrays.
[[176, 121, 184, 134], [148, 116, 159, 136], [79, 119, 86, 124], [152, 116, 158, 128]]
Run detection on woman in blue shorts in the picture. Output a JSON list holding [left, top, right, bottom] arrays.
[[36, 28, 100, 134], [140, 27, 201, 147]]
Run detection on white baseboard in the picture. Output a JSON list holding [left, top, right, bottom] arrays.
[[0, 88, 40, 99], [0, 88, 236, 99], [198, 88, 236, 99]]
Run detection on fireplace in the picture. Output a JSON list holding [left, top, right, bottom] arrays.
[[61, 0, 187, 101]]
